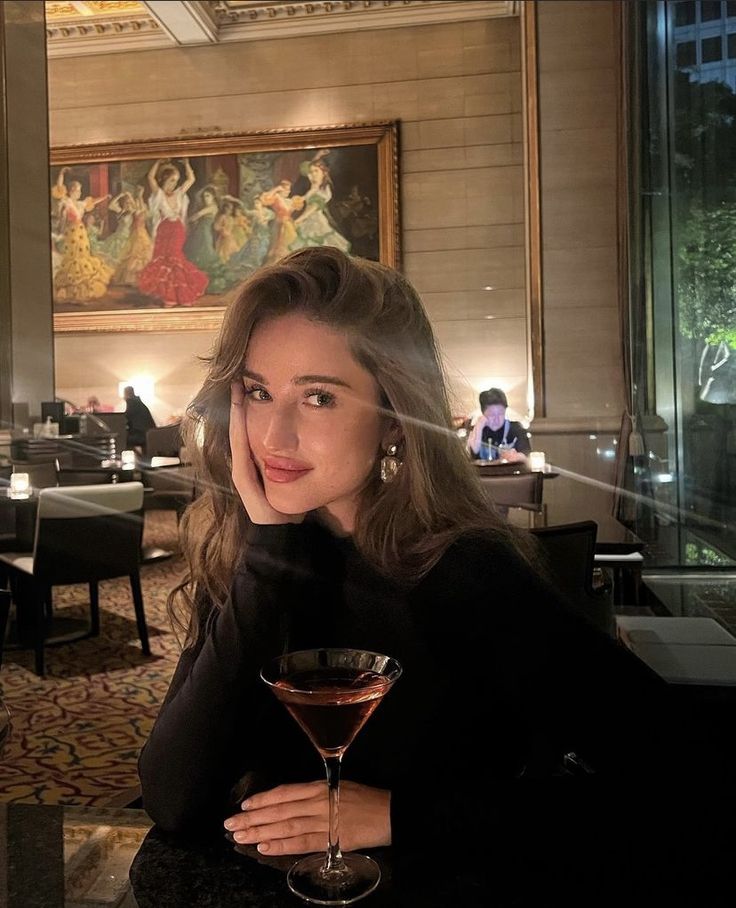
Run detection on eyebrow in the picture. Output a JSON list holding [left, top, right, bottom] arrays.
[[242, 369, 352, 390]]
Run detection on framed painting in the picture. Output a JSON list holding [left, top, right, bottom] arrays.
[[50, 122, 399, 333]]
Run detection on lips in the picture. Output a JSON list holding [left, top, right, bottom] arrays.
[[262, 457, 313, 484]]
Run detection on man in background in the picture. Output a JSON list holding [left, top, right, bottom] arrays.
[[466, 387, 530, 463], [124, 385, 156, 453]]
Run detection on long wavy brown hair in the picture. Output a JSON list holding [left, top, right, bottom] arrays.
[[171, 246, 531, 644]]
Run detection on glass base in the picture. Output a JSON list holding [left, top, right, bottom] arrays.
[[287, 852, 380, 906]]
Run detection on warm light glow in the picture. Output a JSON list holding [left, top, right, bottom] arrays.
[[9, 473, 30, 499], [529, 451, 546, 472], [119, 376, 155, 403]]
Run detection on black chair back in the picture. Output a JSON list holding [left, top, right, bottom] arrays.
[[145, 424, 182, 459], [480, 472, 544, 507], [33, 483, 144, 585], [531, 521, 615, 636]]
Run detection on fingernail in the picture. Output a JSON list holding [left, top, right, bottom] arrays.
[[241, 800, 250, 810], [257, 842, 270, 853], [224, 819, 235, 830]]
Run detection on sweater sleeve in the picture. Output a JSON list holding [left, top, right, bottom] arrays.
[[388, 537, 732, 893], [138, 522, 319, 835]]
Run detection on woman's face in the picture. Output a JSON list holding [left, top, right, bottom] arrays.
[[70, 182, 82, 200], [483, 404, 507, 431], [242, 313, 390, 533], [163, 172, 179, 192], [203, 190, 215, 206], [308, 164, 324, 187]]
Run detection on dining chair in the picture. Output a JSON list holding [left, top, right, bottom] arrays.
[[0, 482, 149, 677], [480, 471, 544, 508], [531, 521, 615, 637]]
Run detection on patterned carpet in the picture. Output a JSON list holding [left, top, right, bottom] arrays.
[[0, 513, 183, 806]]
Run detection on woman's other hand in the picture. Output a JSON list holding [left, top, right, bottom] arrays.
[[229, 382, 304, 525], [223, 780, 391, 855]]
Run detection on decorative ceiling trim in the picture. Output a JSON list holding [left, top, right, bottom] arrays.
[[211, 1, 518, 42], [45, 0, 519, 57], [46, 14, 171, 57]]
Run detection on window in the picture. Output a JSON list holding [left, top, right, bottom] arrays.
[[675, 1, 696, 27], [676, 40, 697, 66], [701, 1, 723, 22], [728, 1, 736, 18], [728, 32, 736, 56], [702, 35, 723, 62]]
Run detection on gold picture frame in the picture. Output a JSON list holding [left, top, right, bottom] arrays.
[[51, 121, 399, 333]]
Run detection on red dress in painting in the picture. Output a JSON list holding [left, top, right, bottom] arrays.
[[137, 188, 208, 307]]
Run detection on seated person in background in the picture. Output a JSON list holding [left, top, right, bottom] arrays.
[[124, 385, 156, 452], [466, 387, 531, 463], [85, 395, 114, 413]]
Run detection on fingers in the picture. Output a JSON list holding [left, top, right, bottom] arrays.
[[224, 781, 327, 855], [242, 780, 324, 811]]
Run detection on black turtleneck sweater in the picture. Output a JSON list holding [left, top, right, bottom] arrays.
[[138, 521, 731, 897]]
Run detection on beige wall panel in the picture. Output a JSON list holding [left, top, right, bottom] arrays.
[[436, 317, 529, 416], [405, 246, 525, 294], [543, 246, 618, 310], [541, 187, 617, 251], [540, 127, 617, 192], [404, 223, 524, 253], [543, 308, 624, 417], [539, 68, 616, 132], [402, 165, 523, 230], [54, 330, 216, 425], [422, 288, 525, 322], [403, 143, 521, 173], [401, 113, 519, 150], [536, 1, 615, 73]]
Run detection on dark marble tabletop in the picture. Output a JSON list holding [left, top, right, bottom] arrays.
[[1, 800, 732, 907]]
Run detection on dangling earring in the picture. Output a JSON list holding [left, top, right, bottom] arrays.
[[380, 444, 402, 483]]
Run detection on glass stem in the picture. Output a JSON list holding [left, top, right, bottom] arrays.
[[323, 755, 346, 875]]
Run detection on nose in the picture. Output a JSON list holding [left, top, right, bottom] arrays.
[[262, 402, 299, 453]]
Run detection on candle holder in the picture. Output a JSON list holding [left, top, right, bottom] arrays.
[[121, 450, 137, 470], [529, 451, 546, 472], [9, 473, 30, 499]]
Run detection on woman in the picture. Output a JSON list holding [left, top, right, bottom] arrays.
[[51, 167, 113, 302], [183, 184, 220, 273], [113, 186, 153, 287], [137, 158, 208, 307], [291, 155, 350, 253], [139, 248, 724, 898]]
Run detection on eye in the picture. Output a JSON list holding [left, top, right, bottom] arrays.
[[243, 384, 271, 402], [304, 389, 336, 408]]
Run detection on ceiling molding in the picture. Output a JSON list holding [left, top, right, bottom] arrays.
[[210, 2, 518, 42], [45, 0, 518, 57]]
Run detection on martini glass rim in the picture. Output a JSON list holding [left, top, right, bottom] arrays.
[[260, 647, 403, 693]]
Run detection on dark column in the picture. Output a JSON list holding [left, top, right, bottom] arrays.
[[0, 1, 54, 431]]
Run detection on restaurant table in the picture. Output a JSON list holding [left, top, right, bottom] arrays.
[[1, 802, 730, 907]]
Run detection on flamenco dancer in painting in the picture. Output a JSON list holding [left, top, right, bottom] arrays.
[[137, 158, 209, 308]]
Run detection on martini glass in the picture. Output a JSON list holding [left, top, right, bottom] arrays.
[[261, 648, 402, 906]]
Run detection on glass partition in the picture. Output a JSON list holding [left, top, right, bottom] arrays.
[[633, 0, 736, 568]]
